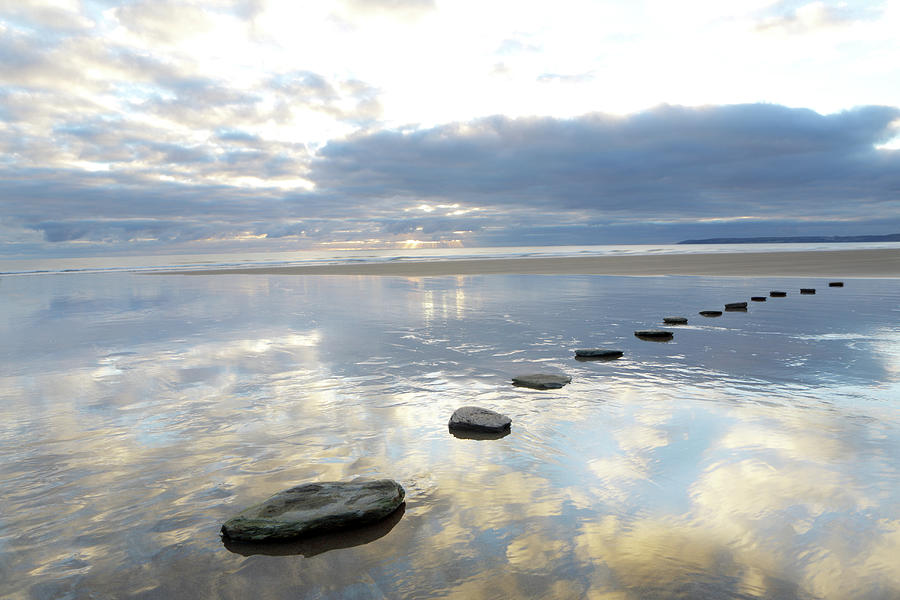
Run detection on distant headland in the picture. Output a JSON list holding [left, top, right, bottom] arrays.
[[678, 233, 900, 244]]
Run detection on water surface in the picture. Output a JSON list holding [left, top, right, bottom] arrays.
[[1, 273, 898, 599]]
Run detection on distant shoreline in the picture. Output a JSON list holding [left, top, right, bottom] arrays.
[[165, 248, 900, 277], [678, 233, 900, 244]]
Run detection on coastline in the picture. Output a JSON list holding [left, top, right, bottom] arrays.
[[164, 248, 900, 277]]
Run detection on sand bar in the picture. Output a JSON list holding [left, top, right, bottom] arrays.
[[169, 249, 900, 278]]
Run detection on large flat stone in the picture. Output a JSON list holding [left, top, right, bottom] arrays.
[[512, 373, 572, 389], [448, 406, 511, 433], [221, 479, 405, 542]]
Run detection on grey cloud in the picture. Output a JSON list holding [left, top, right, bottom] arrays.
[[379, 216, 484, 236], [0, 22, 382, 185], [268, 72, 382, 124], [215, 129, 262, 144], [3, 103, 900, 254], [312, 104, 900, 223]]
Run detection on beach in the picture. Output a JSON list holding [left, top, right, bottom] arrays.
[[2, 251, 900, 599], [171, 248, 900, 277]]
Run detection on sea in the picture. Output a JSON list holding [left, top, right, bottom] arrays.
[[1, 244, 899, 599], [1, 241, 899, 276]]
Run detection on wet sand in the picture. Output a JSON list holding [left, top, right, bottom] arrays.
[[170, 248, 900, 277]]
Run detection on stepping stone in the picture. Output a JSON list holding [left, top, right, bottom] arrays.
[[448, 406, 511, 433], [769, 291, 787, 297], [699, 310, 722, 317], [221, 480, 405, 542], [634, 330, 673, 340], [574, 348, 624, 359], [223, 504, 406, 557], [828, 281, 844, 287], [512, 373, 572, 389], [724, 302, 748, 309], [751, 296, 767, 301], [800, 288, 816, 294], [663, 317, 688, 324]]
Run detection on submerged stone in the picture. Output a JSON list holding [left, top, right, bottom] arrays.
[[574, 348, 624, 359], [448, 406, 511, 433], [829, 281, 844, 287], [663, 317, 688, 324], [699, 310, 723, 317], [511, 373, 572, 389], [221, 480, 405, 542], [770, 291, 787, 297], [634, 330, 673, 340]]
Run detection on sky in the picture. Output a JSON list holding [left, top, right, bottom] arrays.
[[1, 0, 899, 257]]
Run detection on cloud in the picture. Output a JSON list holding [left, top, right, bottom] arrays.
[[112, 1, 217, 44], [536, 72, 595, 84], [312, 104, 900, 221], [2, 102, 900, 254], [755, 0, 886, 34], [337, 0, 435, 20], [0, 0, 94, 32]]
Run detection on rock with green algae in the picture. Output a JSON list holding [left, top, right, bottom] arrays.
[[221, 479, 405, 542]]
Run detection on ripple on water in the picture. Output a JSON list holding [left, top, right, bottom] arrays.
[[0, 274, 898, 599]]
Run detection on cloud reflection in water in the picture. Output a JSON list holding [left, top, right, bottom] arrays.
[[0, 273, 898, 599]]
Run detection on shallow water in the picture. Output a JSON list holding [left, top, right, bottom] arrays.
[[1, 273, 898, 599]]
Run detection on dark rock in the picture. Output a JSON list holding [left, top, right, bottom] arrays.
[[512, 373, 571, 389], [663, 317, 688, 324], [769, 291, 787, 297], [224, 504, 405, 557], [699, 310, 723, 317], [751, 296, 767, 301], [800, 288, 816, 294], [221, 480, 405, 542], [448, 406, 511, 433], [828, 281, 844, 287], [724, 302, 748, 309], [574, 348, 624, 359], [634, 330, 674, 340]]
